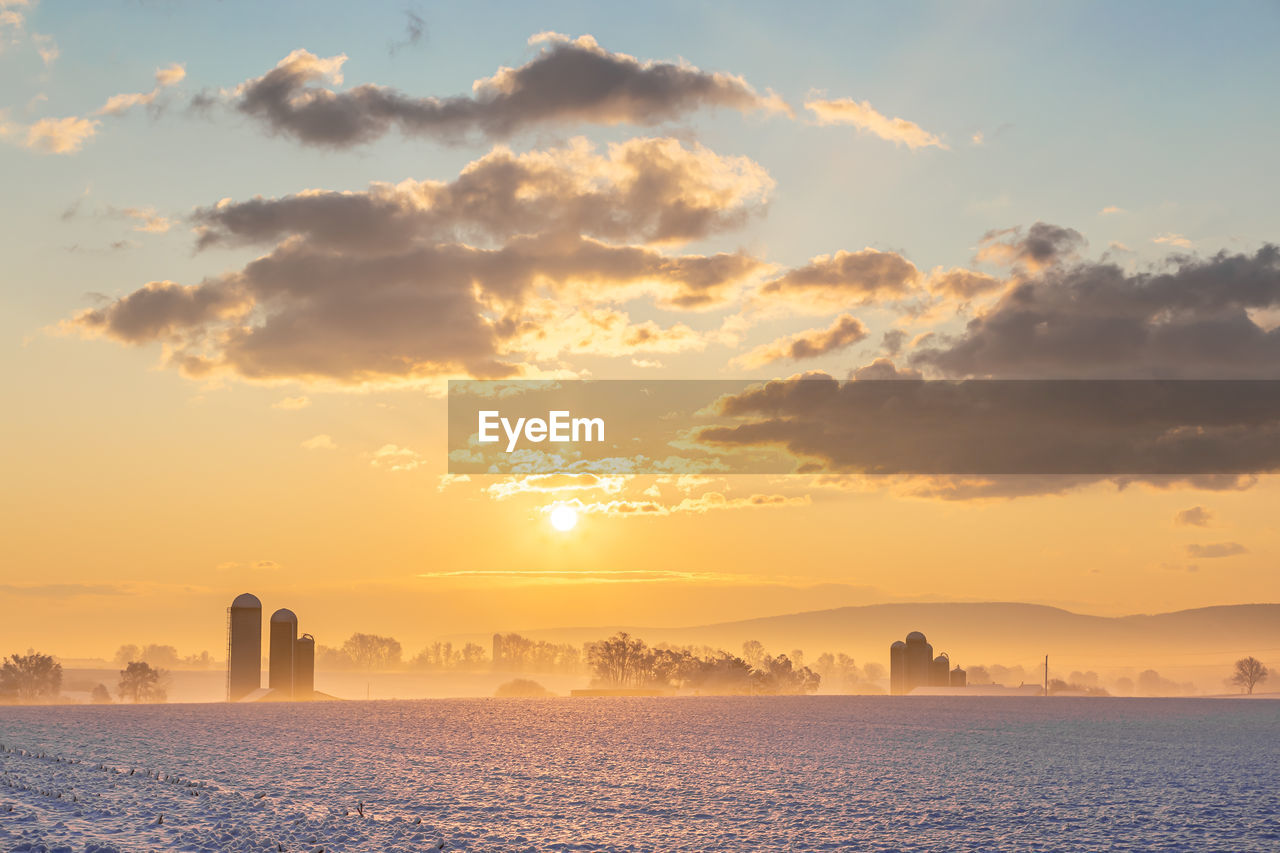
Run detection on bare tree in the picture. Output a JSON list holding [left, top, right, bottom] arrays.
[[0, 652, 63, 703], [342, 633, 403, 671], [586, 632, 649, 687], [1229, 656, 1269, 695]]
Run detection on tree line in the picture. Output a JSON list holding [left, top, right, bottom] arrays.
[[0, 652, 169, 704], [585, 634, 821, 694]]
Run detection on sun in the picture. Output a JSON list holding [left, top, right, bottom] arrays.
[[549, 505, 579, 532]]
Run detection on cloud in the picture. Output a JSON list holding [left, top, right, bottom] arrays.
[[850, 358, 921, 380], [2, 61, 184, 156], [371, 443, 424, 471], [0, 0, 36, 52], [273, 395, 310, 410], [1174, 506, 1212, 527], [230, 35, 787, 148], [925, 266, 1004, 301], [1185, 541, 1247, 559], [17, 115, 99, 154], [97, 63, 186, 116], [300, 434, 336, 450], [734, 314, 868, 368], [192, 136, 773, 250], [485, 472, 627, 500], [66, 141, 767, 385], [691, 374, 1280, 499], [913, 244, 1280, 378], [1153, 233, 1192, 249], [0, 582, 127, 598], [389, 9, 426, 55], [1100, 205, 1124, 216], [505, 303, 708, 360], [805, 96, 945, 150], [880, 330, 907, 356], [573, 491, 810, 517], [758, 249, 920, 310], [974, 222, 1086, 273], [119, 206, 174, 233], [31, 30, 55, 65]]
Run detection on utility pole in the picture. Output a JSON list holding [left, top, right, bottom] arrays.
[[1044, 654, 1049, 696]]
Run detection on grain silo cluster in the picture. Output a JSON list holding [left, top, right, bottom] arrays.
[[889, 631, 966, 695], [226, 593, 317, 702]]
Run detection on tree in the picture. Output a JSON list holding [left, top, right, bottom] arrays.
[[113, 644, 140, 668], [118, 661, 166, 703], [587, 632, 650, 687], [741, 640, 766, 670], [1229, 656, 1269, 695], [90, 683, 112, 704], [140, 644, 182, 668], [0, 652, 63, 702], [342, 633, 402, 671]]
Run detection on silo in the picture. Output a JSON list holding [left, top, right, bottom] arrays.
[[930, 653, 951, 687], [294, 633, 315, 700], [904, 631, 933, 693], [951, 665, 967, 688], [492, 633, 504, 670], [889, 641, 907, 695], [226, 593, 262, 701], [269, 608, 298, 699]]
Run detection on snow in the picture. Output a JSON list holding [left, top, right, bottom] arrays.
[[2, 696, 1278, 851]]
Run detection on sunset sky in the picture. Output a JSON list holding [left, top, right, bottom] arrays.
[[3, 1, 1280, 660]]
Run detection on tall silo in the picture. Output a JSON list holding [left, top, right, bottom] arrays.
[[226, 593, 262, 701], [889, 641, 907, 695], [294, 633, 315, 700], [269, 608, 298, 699], [904, 631, 933, 693], [930, 653, 951, 687]]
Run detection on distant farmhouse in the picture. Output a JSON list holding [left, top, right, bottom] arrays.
[[226, 593, 320, 702]]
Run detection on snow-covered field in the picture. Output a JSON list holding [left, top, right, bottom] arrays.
[[1, 697, 1277, 851]]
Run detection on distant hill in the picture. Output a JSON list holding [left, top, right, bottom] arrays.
[[518, 602, 1280, 676]]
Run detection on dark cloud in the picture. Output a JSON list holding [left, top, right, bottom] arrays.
[[1174, 505, 1212, 527], [913, 246, 1280, 378], [68, 138, 774, 383], [1186, 542, 1248, 558], [233, 34, 786, 148], [880, 329, 907, 356], [850, 358, 921, 380], [192, 138, 772, 250], [735, 314, 868, 368], [759, 249, 920, 309], [975, 221, 1085, 272], [70, 226, 761, 384], [692, 376, 1280, 501], [389, 9, 427, 56]]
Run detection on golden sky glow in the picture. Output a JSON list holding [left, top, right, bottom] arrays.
[[3, 2, 1279, 663]]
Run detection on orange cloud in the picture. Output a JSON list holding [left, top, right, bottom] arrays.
[[806, 96, 946, 150], [734, 314, 869, 368]]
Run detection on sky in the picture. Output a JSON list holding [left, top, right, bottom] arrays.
[[2, 0, 1280, 660]]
